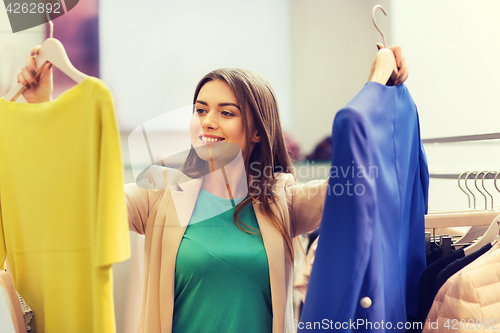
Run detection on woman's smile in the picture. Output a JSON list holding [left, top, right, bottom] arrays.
[[198, 134, 226, 145]]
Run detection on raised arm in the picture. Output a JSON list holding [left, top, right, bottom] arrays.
[[124, 166, 166, 234], [124, 183, 150, 235], [284, 174, 330, 238], [17, 45, 53, 103]]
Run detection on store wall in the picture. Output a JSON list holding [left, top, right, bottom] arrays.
[[99, 0, 293, 132], [0, 11, 44, 97], [391, 0, 500, 140], [290, 0, 393, 155], [389, 1, 500, 211]]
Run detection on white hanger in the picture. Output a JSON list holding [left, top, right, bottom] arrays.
[[462, 172, 500, 255], [425, 171, 500, 255], [427, 172, 476, 214], [463, 213, 500, 256], [2, 13, 88, 102], [369, 5, 398, 85], [425, 171, 500, 229]]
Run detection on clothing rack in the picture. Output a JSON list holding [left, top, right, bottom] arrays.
[[429, 173, 499, 179], [422, 131, 500, 144], [424, 132, 500, 181], [423, 133, 500, 239]]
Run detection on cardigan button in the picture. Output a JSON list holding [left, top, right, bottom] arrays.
[[360, 297, 372, 309]]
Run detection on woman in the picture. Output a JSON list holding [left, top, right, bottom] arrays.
[[19, 44, 408, 333]]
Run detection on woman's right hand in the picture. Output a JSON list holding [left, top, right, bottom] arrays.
[[18, 45, 53, 103]]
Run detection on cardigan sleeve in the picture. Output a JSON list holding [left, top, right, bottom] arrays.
[[285, 174, 329, 238], [124, 165, 165, 235]]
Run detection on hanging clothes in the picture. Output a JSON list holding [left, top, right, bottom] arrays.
[[431, 243, 492, 298], [299, 82, 429, 333], [416, 248, 466, 331], [426, 242, 458, 266], [0, 77, 130, 333], [15, 290, 34, 333], [422, 242, 500, 332], [293, 234, 319, 305], [415, 242, 493, 332]]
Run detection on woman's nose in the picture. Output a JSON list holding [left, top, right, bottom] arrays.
[[202, 110, 218, 129]]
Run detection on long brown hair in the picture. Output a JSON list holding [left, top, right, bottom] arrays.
[[181, 68, 296, 262]]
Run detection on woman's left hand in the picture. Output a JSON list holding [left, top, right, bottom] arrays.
[[373, 43, 408, 85]]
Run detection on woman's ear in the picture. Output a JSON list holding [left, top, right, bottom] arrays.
[[251, 131, 261, 143]]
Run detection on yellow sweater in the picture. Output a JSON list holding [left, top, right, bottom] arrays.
[[0, 77, 130, 333]]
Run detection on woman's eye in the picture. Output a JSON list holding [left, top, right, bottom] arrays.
[[221, 111, 234, 116], [196, 109, 207, 114]]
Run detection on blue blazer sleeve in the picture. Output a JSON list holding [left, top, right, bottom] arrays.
[[417, 111, 429, 215], [299, 108, 376, 331]]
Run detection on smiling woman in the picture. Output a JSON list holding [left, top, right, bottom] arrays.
[[183, 68, 295, 257], [123, 68, 332, 333]]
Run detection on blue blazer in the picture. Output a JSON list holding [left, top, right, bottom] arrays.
[[299, 82, 429, 332]]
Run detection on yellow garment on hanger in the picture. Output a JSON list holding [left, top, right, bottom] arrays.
[[0, 77, 130, 333]]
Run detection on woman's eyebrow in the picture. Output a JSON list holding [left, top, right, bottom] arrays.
[[196, 100, 240, 110]]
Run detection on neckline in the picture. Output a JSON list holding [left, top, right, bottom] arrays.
[[0, 76, 94, 108], [199, 188, 246, 202]]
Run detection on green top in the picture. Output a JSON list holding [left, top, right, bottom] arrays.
[[173, 189, 272, 333]]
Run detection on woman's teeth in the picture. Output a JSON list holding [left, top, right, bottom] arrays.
[[202, 136, 224, 143]]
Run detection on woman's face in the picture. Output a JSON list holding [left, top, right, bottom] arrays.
[[189, 80, 260, 162]]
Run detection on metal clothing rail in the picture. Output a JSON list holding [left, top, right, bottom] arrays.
[[422, 132, 500, 144], [430, 173, 499, 179]]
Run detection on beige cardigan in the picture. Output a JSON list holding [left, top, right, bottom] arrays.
[[124, 165, 328, 333]]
